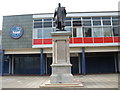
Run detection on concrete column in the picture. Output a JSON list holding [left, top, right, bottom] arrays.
[[12, 55, 14, 75], [43, 54, 46, 75], [40, 48, 43, 75], [118, 52, 120, 73], [82, 47, 86, 75], [50, 31, 74, 83], [10, 55, 12, 75], [79, 54, 81, 74], [1, 50, 4, 76]]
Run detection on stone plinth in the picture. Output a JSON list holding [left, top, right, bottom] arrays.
[[50, 31, 74, 84]]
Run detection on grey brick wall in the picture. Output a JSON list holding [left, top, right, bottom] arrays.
[[2, 15, 33, 49]]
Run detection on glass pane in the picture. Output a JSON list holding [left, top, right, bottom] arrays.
[[103, 27, 112, 37], [43, 22, 52, 28], [34, 22, 42, 28], [43, 28, 53, 38], [73, 21, 81, 26], [73, 28, 77, 37], [112, 17, 119, 20], [92, 17, 101, 20], [112, 20, 118, 26], [73, 18, 81, 20], [37, 29, 42, 38], [82, 17, 91, 20], [83, 21, 91, 26], [65, 17, 71, 20], [65, 27, 72, 32], [33, 29, 38, 39], [53, 22, 56, 27], [44, 19, 52, 21], [102, 17, 111, 20], [93, 27, 103, 37], [103, 21, 111, 25], [34, 19, 42, 21], [93, 21, 101, 26], [65, 27, 72, 37], [113, 27, 120, 36], [65, 21, 71, 26], [83, 27, 92, 37], [73, 27, 82, 37], [76, 27, 83, 37]]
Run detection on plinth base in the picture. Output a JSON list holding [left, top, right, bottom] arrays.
[[50, 64, 74, 83], [39, 80, 83, 88]]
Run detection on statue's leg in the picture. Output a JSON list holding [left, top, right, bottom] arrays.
[[58, 22, 62, 30]]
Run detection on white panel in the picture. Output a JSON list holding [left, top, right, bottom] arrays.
[[4, 46, 119, 54], [33, 12, 118, 18]]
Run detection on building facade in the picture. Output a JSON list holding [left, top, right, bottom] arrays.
[[1, 11, 120, 75]]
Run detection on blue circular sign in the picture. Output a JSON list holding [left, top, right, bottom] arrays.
[[10, 25, 23, 39]]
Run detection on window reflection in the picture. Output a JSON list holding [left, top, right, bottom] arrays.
[[103, 21, 111, 25], [112, 20, 118, 26], [113, 27, 120, 36], [37, 29, 42, 39], [83, 21, 91, 26], [93, 21, 101, 26], [34, 22, 42, 28], [65, 21, 71, 26], [103, 27, 113, 37], [43, 28, 53, 38], [43, 22, 52, 28], [73, 27, 82, 37], [93, 27, 103, 37], [73, 21, 81, 26]]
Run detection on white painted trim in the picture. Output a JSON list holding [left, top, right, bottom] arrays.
[[70, 43, 119, 47], [33, 12, 118, 18], [32, 45, 52, 48], [32, 43, 119, 48]]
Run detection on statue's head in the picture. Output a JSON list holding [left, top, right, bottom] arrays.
[[58, 3, 61, 7]]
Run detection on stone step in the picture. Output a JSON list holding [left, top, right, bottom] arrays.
[[40, 83, 84, 88]]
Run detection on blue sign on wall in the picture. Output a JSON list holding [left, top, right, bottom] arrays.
[[10, 25, 23, 39]]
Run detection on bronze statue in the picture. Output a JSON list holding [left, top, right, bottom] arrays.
[[54, 3, 67, 31]]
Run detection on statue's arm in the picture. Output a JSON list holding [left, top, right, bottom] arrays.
[[64, 9, 67, 15]]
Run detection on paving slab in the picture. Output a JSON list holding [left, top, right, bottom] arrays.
[[1, 74, 118, 88]]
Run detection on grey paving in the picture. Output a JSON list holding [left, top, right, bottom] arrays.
[[1, 74, 118, 88]]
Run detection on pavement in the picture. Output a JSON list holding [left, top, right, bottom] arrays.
[[1, 74, 118, 88]]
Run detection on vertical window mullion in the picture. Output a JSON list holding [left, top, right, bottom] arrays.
[[101, 17, 104, 37]]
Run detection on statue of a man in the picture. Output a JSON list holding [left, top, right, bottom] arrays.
[[54, 3, 67, 31]]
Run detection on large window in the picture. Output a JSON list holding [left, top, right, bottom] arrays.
[[33, 15, 119, 39]]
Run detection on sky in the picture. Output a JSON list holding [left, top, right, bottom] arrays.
[[0, 0, 119, 30]]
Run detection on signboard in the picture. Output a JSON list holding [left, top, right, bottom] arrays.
[[10, 25, 23, 39]]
